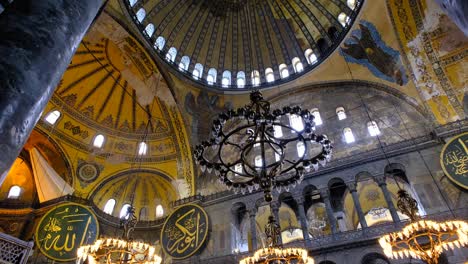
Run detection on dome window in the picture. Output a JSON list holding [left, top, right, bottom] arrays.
[[338, 13, 350, 27], [138, 142, 148, 155], [254, 155, 263, 167], [165, 47, 177, 62], [289, 114, 304, 132], [93, 134, 105, 148], [367, 121, 381, 136], [179, 56, 190, 71], [120, 204, 131, 219], [44, 110, 61, 125], [103, 199, 116, 215], [336, 107, 346, 120], [305, 49, 318, 65], [344, 127, 355, 143], [7, 186, 21, 199], [297, 141, 305, 157], [154, 36, 165, 50], [207, 68, 217, 85], [193, 63, 203, 80], [156, 205, 164, 218], [234, 163, 243, 175], [222, 70, 231, 88], [129, 0, 138, 7], [292, 57, 304, 73], [274, 125, 283, 138], [144, 24, 155, 37], [279, 64, 289, 79], [265, 68, 275, 83], [251, 70, 260, 86], [236, 71, 246, 88], [136, 8, 146, 23], [347, 0, 357, 9], [311, 108, 323, 126]]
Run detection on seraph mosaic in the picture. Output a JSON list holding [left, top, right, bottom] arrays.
[[340, 20, 408, 86]]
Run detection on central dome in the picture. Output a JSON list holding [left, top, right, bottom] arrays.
[[125, 0, 363, 90]]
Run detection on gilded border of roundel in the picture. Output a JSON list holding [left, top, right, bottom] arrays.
[[440, 132, 468, 190], [35, 202, 100, 262], [160, 203, 209, 259]]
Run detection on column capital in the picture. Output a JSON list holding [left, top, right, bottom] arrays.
[[270, 201, 280, 211], [374, 176, 387, 186], [345, 182, 358, 192], [319, 188, 330, 199], [292, 195, 305, 205], [248, 208, 257, 217]]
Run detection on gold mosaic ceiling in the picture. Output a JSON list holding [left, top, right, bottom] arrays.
[[124, 0, 363, 90]]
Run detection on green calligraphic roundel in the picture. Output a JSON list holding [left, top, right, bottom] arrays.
[[161, 203, 209, 259], [441, 132, 468, 190], [35, 203, 99, 261]]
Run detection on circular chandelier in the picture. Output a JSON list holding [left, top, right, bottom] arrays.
[[194, 91, 332, 202], [77, 206, 162, 264], [378, 190, 468, 264], [240, 215, 314, 264]]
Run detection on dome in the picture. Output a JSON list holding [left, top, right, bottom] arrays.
[[124, 0, 363, 90]]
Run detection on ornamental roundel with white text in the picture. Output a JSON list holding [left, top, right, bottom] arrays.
[[440, 132, 468, 190], [161, 204, 209, 259], [35, 203, 99, 261]]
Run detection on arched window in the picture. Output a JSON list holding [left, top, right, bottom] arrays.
[[154, 36, 165, 50], [179, 56, 190, 71], [129, 0, 138, 7], [222, 71, 231, 87], [251, 70, 260, 86], [136, 8, 146, 23], [44, 110, 61, 125], [311, 108, 323, 126], [7, 186, 21, 199], [343, 127, 355, 143], [236, 71, 246, 88], [274, 125, 283, 138], [234, 163, 243, 175], [207, 68, 217, 85], [279, 64, 289, 79], [254, 155, 263, 167], [139, 207, 148, 221], [265, 68, 274, 83], [93, 134, 105, 148], [317, 38, 328, 54], [120, 204, 131, 219], [193, 63, 203, 80], [138, 142, 148, 155], [103, 199, 116, 215], [304, 49, 318, 65], [289, 114, 304, 132], [165, 47, 177, 62], [338, 12, 350, 27], [156, 205, 164, 218], [144, 24, 155, 37], [297, 141, 305, 157], [275, 152, 281, 162], [347, 0, 357, 9], [336, 107, 346, 120], [367, 121, 381, 136], [292, 57, 303, 73]]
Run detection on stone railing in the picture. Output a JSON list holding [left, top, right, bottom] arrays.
[[0, 232, 33, 264]]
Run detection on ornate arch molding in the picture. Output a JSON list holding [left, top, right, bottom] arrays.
[[266, 80, 432, 123]]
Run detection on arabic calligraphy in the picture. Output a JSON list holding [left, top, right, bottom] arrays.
[[161, 204, 209, 259], [441, 133, 468, 190], [35, 203, 99, 261]]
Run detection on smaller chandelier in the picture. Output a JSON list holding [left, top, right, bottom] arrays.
[[378, 190, 468, 264], [77, 206, 162, 264], [240, 215, 314, 264], [194, 91, 332, 202]]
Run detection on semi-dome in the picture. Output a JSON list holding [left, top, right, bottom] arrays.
[[124, 0, 363, 90]]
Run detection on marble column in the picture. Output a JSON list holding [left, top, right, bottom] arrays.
[[270, 201, 283, 245], [0, 0, 102, 184], [248, 208, 258, 250], [375, 176, 400, 222], [295, 196, 312, 247], [320, 189, 338, 234], [346, 182, 368, 229]]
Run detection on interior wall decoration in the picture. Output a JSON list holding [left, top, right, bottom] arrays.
[[340, 20, 408, 86], [160, 203, 209, 259], [440, 132, 468, 189], [34, 203, 99, 261]]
